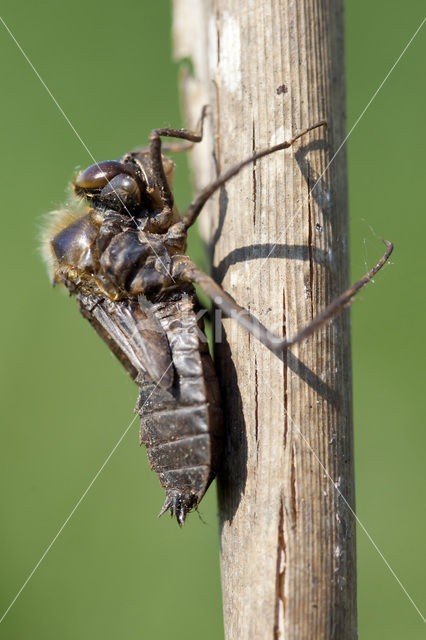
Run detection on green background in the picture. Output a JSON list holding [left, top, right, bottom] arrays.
[[0, 2, 424, 638]]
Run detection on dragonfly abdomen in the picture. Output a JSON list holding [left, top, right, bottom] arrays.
[[136, 292, 222, 525]]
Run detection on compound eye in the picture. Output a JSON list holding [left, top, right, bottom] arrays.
[[98, 174, 142, 212], [74, 161, 126, 190]]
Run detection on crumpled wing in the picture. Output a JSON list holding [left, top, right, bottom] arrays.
[[77, 293, 174, 389]]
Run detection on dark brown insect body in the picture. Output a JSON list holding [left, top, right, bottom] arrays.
[[43, 111, 392, 525], [44, 137, 224, 525]]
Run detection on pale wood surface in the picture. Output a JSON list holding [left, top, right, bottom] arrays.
[[173, 1, 356, 638]]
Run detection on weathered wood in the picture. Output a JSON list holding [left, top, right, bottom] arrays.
[[173, 1, 356, 638]]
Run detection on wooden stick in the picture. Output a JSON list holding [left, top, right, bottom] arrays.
[[174, 1, 357, 638]]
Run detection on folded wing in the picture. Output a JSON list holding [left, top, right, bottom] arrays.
[[77, 293, 174, 389]]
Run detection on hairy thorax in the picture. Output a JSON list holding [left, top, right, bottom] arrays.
[[43, 205, 191, 302]]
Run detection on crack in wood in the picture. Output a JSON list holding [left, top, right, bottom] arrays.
[[290, 443, 297, 527], [274, 496, 287, 639], [282, 288, 288, 448], [307, 170, 314, 319], [214, 17, 221, 175], [254, 354, 259, 453], [216, 10, 221, 66], [252, 119, 257, 226]]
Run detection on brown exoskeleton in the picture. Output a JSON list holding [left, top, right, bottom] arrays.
[[43, 108, 392, 525]]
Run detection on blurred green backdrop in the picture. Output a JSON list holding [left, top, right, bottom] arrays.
[[0, 2, 424, 639]]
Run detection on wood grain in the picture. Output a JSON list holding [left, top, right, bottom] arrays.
[[174, 1, 356, 638]]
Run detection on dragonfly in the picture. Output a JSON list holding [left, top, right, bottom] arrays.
[[42, 108, 392, 525]]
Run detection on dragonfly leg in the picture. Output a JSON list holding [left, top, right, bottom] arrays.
[[178, 240, 393, 353], [149, 106, 208, 211], [181, 121, 327, 230]]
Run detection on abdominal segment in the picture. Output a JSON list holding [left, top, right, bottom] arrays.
[[136, 292, 222, 525]]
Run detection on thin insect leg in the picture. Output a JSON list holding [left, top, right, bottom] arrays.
[[160, 140, 196, 153], [149, 105, 208, 211], [181, 241, 393, 353], [131, 140, 196, 155], [181, 120, 327, 230], [280, 240, 393, 348]]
